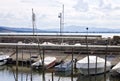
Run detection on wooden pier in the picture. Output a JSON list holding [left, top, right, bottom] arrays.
[[0, 42, 120, 66]]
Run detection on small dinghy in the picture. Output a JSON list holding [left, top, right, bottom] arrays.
[[32, 56, 56, 69], [0, 52, 10, 66]]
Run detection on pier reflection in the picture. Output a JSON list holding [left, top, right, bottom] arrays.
[[0, 65, 78, 81], [55, 71, 72, 76], [1, 65, 120, 81], [76, 73, 120, 81], [110, 76, 120, 81], [76, 73, 109, 81]]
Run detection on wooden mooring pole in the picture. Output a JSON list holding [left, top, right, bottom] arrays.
[[104, 40, 108, 81], [29, 49, 33, 81], [95, 56, 97, 81], [42, 48, 45, 81], [21, 48, 24, 81], [71, 48, 74, 81], [16, 46, 18, 81], [86, 28, 90, 75], [52, 72, 54, 81]]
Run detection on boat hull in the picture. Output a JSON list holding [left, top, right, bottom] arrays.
[[110, 70, 120, 76], [0, 53, 9, 66], [76, 56, 111, 75], [55, 66, 72, 72], [78, 66, 111, 75], [55, 61, 73, 72], [0, 60, 7, 66], [111, 62, 120, 76], [46, 60, 56, 69]]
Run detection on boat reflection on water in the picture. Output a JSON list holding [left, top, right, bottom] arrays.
[[0, 65, 78, 81], [55, 71, 72, 76], [110, 76, 120, 81], [8, 65, 31, 73], [0, 65, 6, 71], [76, 73, 109, 81], [1, 65, 120, 81], [54, 71, 78, 81]]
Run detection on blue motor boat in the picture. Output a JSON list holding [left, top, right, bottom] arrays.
[[55, 60, 74, 72]]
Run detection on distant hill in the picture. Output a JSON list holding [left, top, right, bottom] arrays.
[[0, 26, 120, 33], [0, 26, 57, 33], [0, 26, 12, 32]]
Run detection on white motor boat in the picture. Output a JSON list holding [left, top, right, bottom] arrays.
[[41, 42, 55, 45], [0, 52, 10, 66], [32, 56, 56, 69], [74, 43, 81, 46], [76, 55, 111, 75], [111, 62, 120, 76]]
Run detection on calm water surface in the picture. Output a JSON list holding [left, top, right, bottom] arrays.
[[0, 65, 120, 81], [0, 65, 77, 81]]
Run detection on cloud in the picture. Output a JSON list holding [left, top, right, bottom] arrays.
[[74, 0, 89, 12], [0, 0, 120, 29], [0, 0, 60, 29]]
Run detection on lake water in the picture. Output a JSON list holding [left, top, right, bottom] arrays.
[[0, 65, 120, 81], [0, 65, 77, 81]]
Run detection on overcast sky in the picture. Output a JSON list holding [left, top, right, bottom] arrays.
[[0, 0, 120, 29]]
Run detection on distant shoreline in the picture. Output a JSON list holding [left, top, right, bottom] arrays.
[[0, 32, 119, 38]]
